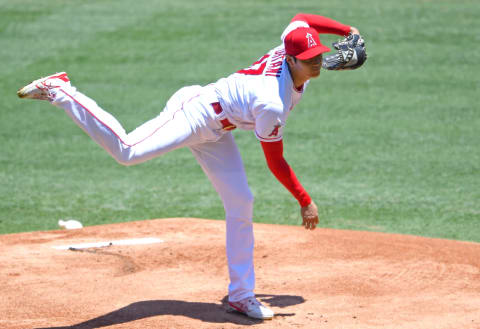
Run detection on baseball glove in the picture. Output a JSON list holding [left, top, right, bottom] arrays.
[[322, 34, 367, 71]]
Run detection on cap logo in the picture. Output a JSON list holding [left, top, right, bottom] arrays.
[[306, 32, 317, 48]]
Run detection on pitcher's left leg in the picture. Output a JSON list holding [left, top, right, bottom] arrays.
[[17, 73, 201, 166], [190, 133, 255, 302]]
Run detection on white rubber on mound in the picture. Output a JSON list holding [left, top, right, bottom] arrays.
[[52, 237, 164, 250]]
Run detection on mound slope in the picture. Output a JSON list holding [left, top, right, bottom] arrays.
[[0, 218, 479, 328]]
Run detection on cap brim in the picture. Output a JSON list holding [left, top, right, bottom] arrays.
[[295, 45, 331, 60]]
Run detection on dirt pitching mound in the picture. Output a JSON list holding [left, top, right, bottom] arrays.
[[0, 218, 479, 329]]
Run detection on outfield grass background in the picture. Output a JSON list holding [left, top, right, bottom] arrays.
[[1, 0, 478, 242]]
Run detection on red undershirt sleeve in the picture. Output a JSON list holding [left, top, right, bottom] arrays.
[[292, 13, 351, 36], [261, 140, 312, 207]]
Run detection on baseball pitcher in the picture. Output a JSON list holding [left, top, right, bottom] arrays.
[[17, 13, 366, 320]]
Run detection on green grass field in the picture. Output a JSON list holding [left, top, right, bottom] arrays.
[[1, 0, 478, 242]]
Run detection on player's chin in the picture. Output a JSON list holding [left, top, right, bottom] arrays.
[[310, 67, 321, 78]]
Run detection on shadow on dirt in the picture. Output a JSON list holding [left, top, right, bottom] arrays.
[[36, 294, 304, 328]]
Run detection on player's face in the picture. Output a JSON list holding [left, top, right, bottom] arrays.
[[299, 54, 323, 78]]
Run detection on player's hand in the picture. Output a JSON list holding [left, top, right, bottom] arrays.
[[301, 201, 319, 230], [350, 26, 360, 35]]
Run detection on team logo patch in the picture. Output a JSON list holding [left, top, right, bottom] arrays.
[[306, 32, 317, 48], [268, 123, 282, 137]]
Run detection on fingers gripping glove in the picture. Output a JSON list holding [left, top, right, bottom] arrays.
[[322, 34, 367, 70]]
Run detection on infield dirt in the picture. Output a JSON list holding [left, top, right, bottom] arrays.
[[1, 218, 479, 329]]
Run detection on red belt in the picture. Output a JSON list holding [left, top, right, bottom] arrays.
[[211, 102, 236, 131]]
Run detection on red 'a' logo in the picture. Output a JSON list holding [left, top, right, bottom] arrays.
[[306, 32, 317, 48], [268, 124, 281, 137]]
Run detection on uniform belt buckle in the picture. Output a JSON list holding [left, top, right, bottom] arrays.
[[223, 124, 236, 131], [219, 118, 236, 131]]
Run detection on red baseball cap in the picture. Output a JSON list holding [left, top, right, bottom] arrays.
[[284, 27, 330, 60]]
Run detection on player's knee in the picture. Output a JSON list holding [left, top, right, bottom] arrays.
[[242, 190, 255, 207], [228, 188, 255, 209], [113, 149, 136, 166]]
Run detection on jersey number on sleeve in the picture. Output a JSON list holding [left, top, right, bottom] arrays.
[[237, 54, 270, 75]]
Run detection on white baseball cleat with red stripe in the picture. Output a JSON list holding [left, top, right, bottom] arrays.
[[17, 72, 70, 101], [228, 296, 274, 320]]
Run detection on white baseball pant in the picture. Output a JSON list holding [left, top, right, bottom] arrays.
[[51, 84, 255, 302]]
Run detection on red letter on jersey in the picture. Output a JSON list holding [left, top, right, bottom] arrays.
[[237, 54, 270, 75]]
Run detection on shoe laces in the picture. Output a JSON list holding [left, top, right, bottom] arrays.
[[36, 78, 63, 100], [242, 297, 261, 310], [40, 78, 63, 89]]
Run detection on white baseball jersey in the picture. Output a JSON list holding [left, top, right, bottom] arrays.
[[213, 24, 310, 142]]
